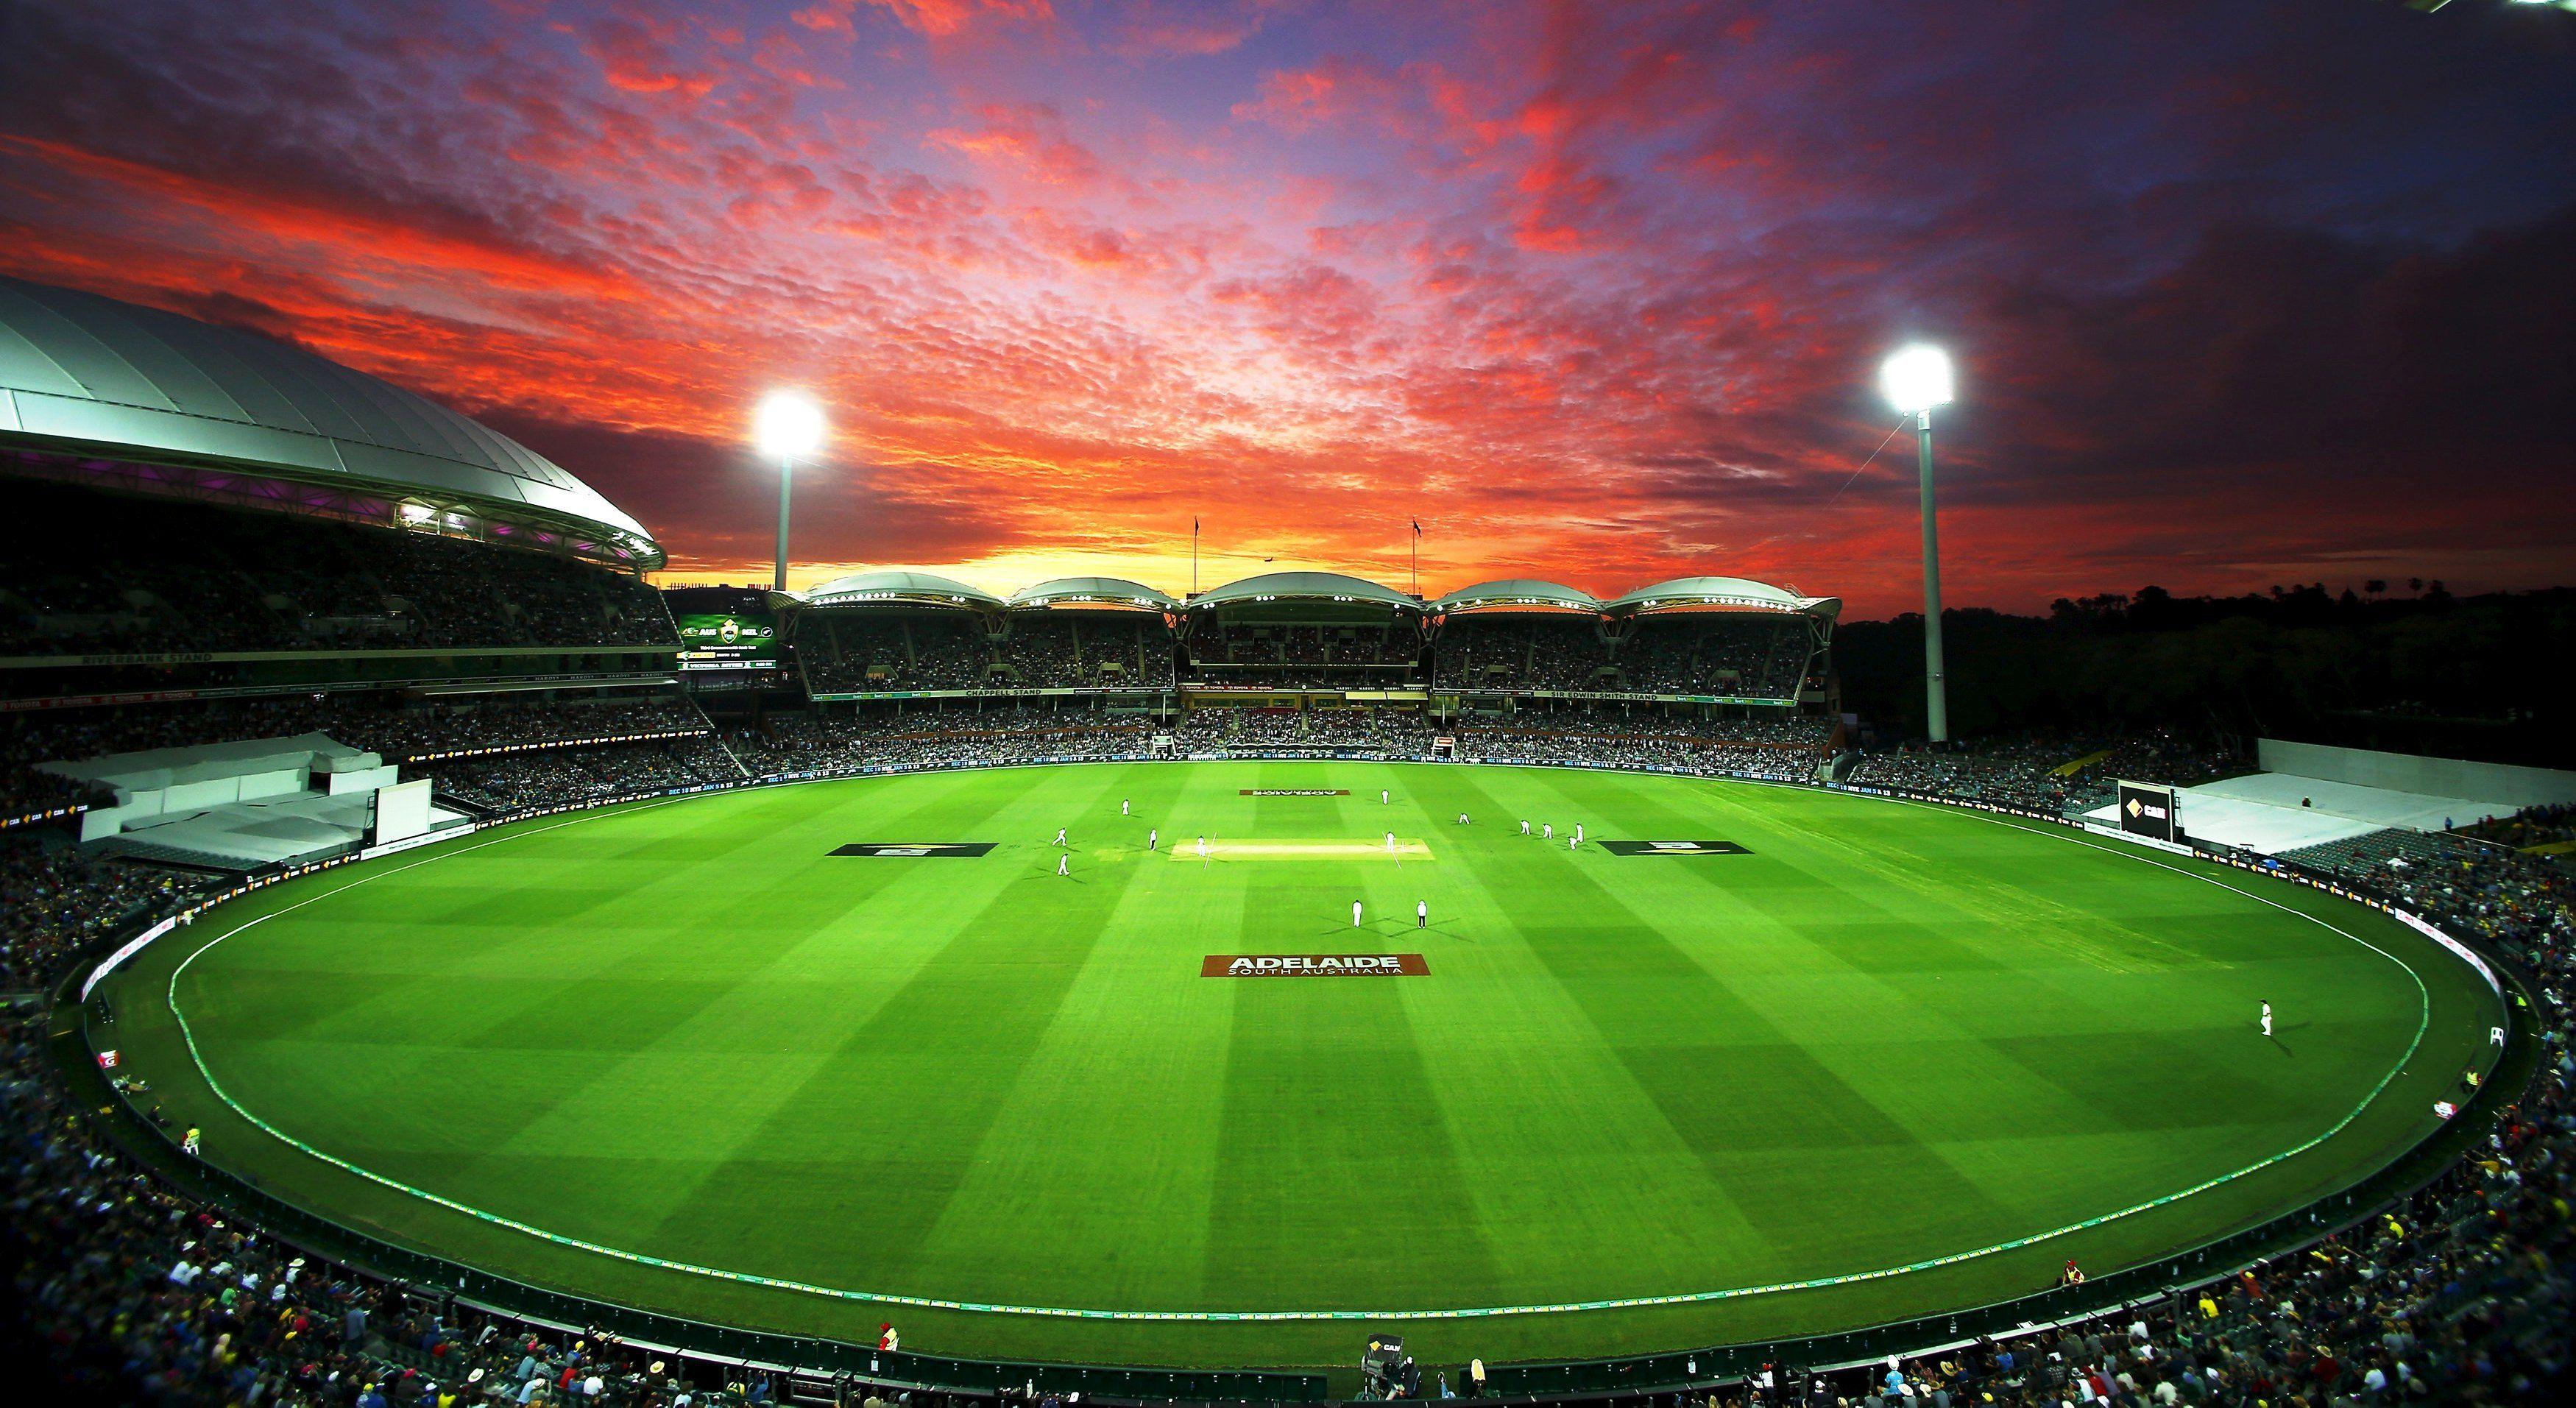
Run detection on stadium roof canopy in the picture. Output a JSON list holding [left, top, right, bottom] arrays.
[[1432, 579, 1602, 615], [0, 275, 662, 569], [802, 568, 1005, 611], [1191, 571, 1420, 612], [1603, 576, 1842, 620], [1008, 576, 1178, 612]]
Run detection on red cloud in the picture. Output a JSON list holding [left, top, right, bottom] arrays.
[[868, 0, 1055, 39]]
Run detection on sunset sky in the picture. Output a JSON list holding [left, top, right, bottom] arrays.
[[4, 0, 2572, 616]]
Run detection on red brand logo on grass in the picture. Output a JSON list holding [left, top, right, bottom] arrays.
[[1202, 954, 1429, 977]]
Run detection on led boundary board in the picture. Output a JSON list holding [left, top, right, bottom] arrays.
[[674, 612, 779, 670], [2117, 779, 2182, 845]]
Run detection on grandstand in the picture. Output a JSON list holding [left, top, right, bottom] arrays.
[[1178, 569, 1426, 692], [1432, 579, 1613, 696], [1, 276, 700, 875], [1600, 577, 1837, 705]]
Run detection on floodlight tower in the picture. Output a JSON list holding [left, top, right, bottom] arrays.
[[754, 392, 826, 594], [1880, 344, 1956, 743]]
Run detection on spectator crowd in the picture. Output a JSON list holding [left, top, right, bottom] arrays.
[[2, 481, 675, 658]]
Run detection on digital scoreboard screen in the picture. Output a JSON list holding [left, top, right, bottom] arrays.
[[675, 612, 779, 670]]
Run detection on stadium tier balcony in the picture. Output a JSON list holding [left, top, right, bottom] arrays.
[[1433, 617, 1616, 693], [1, 481, 675, 659], [1610, 614, 1812, 700]]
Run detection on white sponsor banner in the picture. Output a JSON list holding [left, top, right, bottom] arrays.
[[361, 821, 478, 862], [2081, 819, 2197, 856], [82, 916, 177, 1001], [2393, 907, 2502, 998]]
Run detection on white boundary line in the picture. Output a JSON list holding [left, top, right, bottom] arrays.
[[139, 763, 2477, 1323]]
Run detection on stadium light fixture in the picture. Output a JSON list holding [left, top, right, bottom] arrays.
[[1880, 344, 1955, 745], [754, 392, 826, 593], [1880, 344, 1954, 415]]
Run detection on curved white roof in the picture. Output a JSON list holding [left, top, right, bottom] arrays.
[[1604, 576, 1841, 619], [802, 569, 1005, 609], [1008, 576, 1178, 610], [0, 275, 661, 567], [1192, 571, 1418, 610], [1432, 579, 1601, 613]]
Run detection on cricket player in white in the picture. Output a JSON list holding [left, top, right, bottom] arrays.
[[1057, 854, 1069, 877], [1569, 835, 1579, 852], [1542, 823, 1553, 841], [1519, 819, 1529, 836], [1053, 827, 1068, 847], [1121, 799, 1130, 816], [1385, 830, 1395, 855], [1574, 823, 1584, 846], [1353, 900, 1364, 927], [1381, 789, 1389, 804], [1148, 827, 1158, 850], [2260, 1001, 2273, 1036], [1196, 835, 1209, 863]]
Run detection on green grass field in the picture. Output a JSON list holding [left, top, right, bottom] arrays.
[[100, 762, 2499, 1370]]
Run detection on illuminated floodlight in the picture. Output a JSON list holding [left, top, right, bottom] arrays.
[[1880, 344, 1955, 415], [754, 392, 826, 459]]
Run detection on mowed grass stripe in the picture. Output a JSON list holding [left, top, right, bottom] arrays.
[[902, 765, 1236, 1307], [431, 771, 1064, 1248], [1413, 768, 1774, 1297], [1579, 775, 2419, 1212], [628, 766, 1137, 1289]]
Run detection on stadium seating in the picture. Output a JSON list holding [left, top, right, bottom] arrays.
[[795, 612, 995, 693], [1613, 614, 1811, 699], [1433, 617, 1615, 692], [1, 481, 676, 657], [995, 617, 1176, 688]]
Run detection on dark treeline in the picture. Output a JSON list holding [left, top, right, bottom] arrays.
[[1832, 584, 2576, 766]]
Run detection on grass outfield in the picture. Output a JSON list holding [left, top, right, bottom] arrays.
[[100, 762, 2499, 1370]]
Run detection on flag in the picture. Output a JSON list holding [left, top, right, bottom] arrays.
[[1411, 519, 1421, 534]]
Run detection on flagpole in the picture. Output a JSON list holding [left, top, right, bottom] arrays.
[[1192, 518, 1199, 597]]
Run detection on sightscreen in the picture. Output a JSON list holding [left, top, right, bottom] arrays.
[[2117, 780, 2180, 845]]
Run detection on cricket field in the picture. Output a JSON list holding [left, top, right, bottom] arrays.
[[96, 762, 2501, 1369]]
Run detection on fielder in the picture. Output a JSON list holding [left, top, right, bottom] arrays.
[[2260, 1001, 2273, 1037], [1148, 827, 1158, 851], [1574, 823, 1585, 846], [1053, 827, 1068, 847], [1519, 818, 1530, 836], [1353, 899, 1364, 927], [1385, 830, 1396, 855], [1056, 854, 1069, 877], [1196, 835, 1209, 864], [183, 1127, 201, 1156], [1542, 823, 1553, 841], [1121, 799, 1130, 816], [1381, 789, 1390, 804]]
